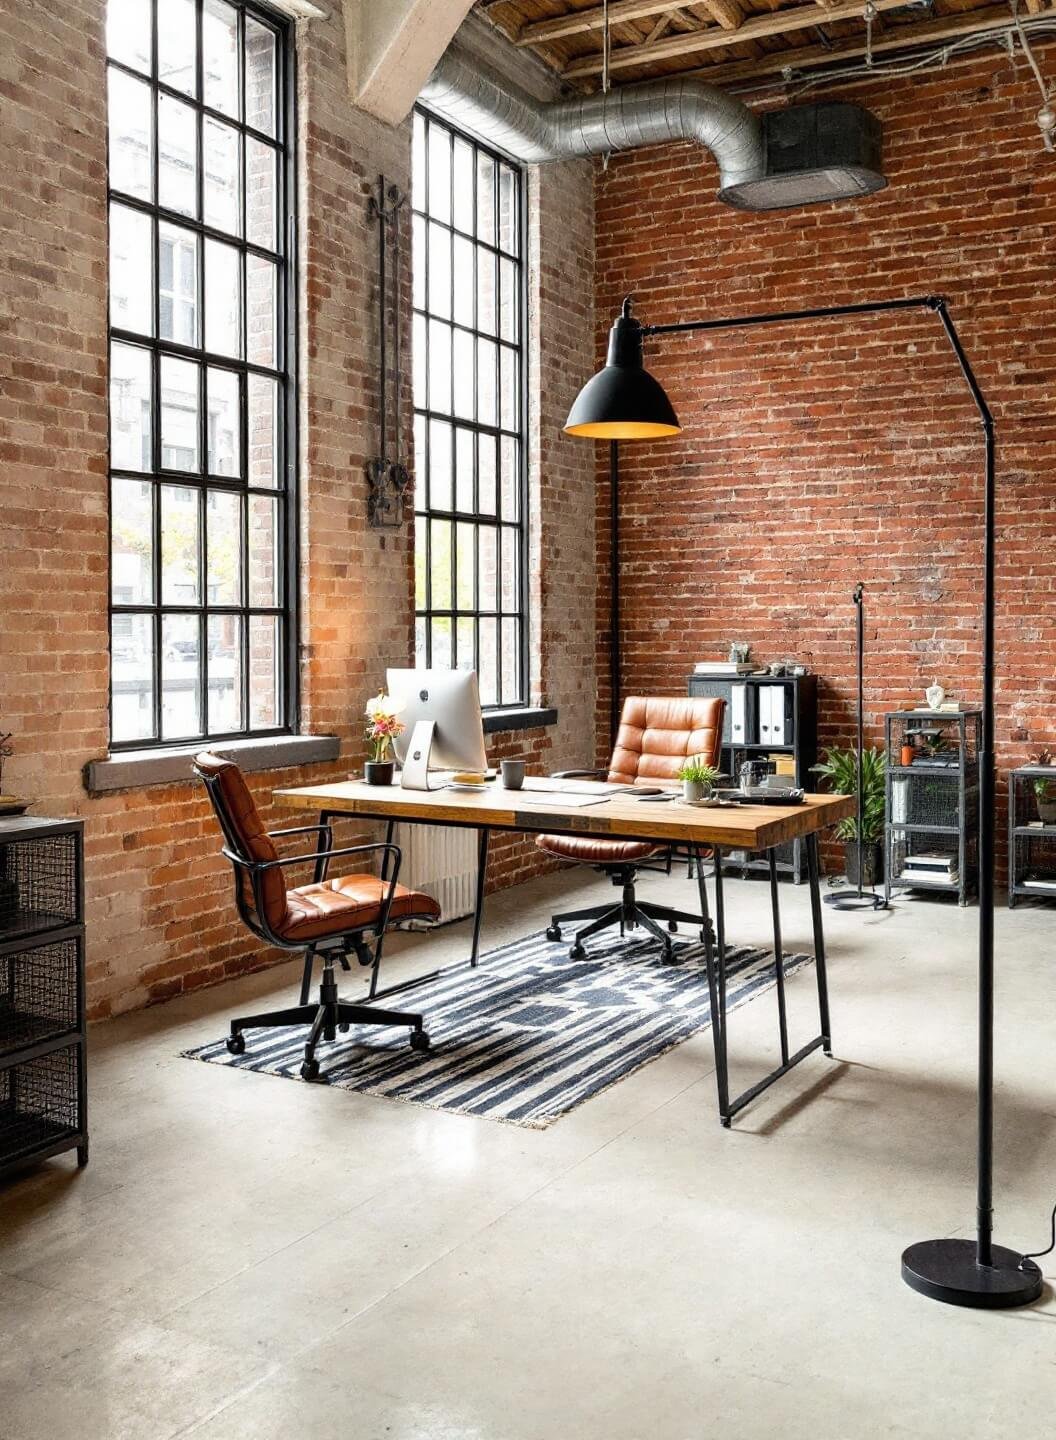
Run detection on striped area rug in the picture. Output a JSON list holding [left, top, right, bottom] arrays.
[[184, 929, 811, 1129]]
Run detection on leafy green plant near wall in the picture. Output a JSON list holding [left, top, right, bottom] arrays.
[[812, 746, 886, 841]]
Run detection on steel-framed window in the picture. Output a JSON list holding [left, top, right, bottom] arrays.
[[411, 107, 528, 710], [106, 0, 297, 749]]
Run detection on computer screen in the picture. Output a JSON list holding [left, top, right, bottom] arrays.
[[386, 668, 488, 773]]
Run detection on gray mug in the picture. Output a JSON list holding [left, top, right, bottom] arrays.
[[501, 759, 525, 790]]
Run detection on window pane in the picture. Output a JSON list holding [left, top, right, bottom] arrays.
[[160, 356, 201, 472], [428, 420, 451, 510], [428, 123, 451, 224], [244, 17, 277, 136], [109, 203, 153, 336], [500, 347, 518, 431], [476, 153, 495, 245], [157, 0, 197, 97], [247, 373, 279, 488], [502, 618, 520, 704], [203, 0, 240, 119], [248, 494, 280, 606], [249, 615, 281, 728], [412, 113, 426, 211], [414, 414, 426, 507], [412, 215, 425, 311], [204, 117, 242, 236], [498, 166, 518, 255], [158, 221, 199, 346], [110, 342, 152, 471], [246, 138, 277, 249], [453, 329, 474, 421], [456, 616, 474, 671], [162, 614, 202, 738], [499, 258, 518, 343], [161, 484, 200, 603], [478, 435, 496, 516], [208, 615, 243, 734], [477, 251, 496, 336], [500, 437, 519, 520], [246, 254, 277, 366], [452, 236, 474, 327], [111, 478, 153, 605], [455, 523, 474, 610], [431, 617, 452, 670], [428, 223, 451, 320], [476, 337, 496, 426], [205, 238, 242, 356], [159, 96, 198, 219], [415, 616, 427, 667], [501, 526, 519, 612], [108, 69, 152, 201], [430, 519, 451, 608], [455, 428, 473, 512], [415, 533, 427, 609], [478, 618, 497, 706], [412, 312, 426, 408], [452, 139, 474, 234], [107, 0, 151, 72], [111, 614, 154, 742], [478, 526, 497, 611], [207, 488, 241, 604], [428, 320, 451, 415], [207, 367, 240, 477]]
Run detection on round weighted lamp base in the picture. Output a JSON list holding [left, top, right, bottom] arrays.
[[901, 1239, 1043, 1309], [824, 890, 887, 911]]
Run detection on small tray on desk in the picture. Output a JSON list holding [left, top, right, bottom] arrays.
[[716, 787, 806, 806]]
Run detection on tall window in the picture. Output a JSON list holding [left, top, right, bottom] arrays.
[[412, 108, 528, 709], [106, 0, 295, 747]]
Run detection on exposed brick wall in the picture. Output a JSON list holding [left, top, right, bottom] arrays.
[[0, 6, 594, 1018], [594, 56, 1056, 878]]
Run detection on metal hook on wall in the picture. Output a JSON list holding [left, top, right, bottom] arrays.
[[366, 173, 410, 529]]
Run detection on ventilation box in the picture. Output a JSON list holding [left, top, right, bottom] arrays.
[[720, 102, 886, 211]]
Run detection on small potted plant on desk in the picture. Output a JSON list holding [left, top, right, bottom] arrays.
[[812, 745, 887, 886], [1030, 749, 1056, 825], [363, 692, 404, 785], [678, 757, 718, 804]]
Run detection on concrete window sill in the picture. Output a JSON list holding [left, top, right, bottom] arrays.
[[83, 734, 341, 795], [482, 707, 558, 734]]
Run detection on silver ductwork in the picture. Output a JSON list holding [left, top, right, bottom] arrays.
[[420, 46, 764, 196]]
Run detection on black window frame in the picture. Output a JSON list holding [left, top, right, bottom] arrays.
[[106, 0, 299, 752], [411, 105, 530, 712]]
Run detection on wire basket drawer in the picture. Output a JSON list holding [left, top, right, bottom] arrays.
[[0, 833, 79, 941], [0, 934, 81, 1054], [0, 1045, 81, 1169]]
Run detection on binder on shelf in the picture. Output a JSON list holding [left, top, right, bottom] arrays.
[[758, 685, 772, 744], [730, 683, 747, 745]]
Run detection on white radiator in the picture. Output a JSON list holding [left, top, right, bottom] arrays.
[[392, 824, 479, 923]]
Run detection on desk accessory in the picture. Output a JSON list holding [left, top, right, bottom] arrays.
[[363, 691, 403, 785], [500, 759, 525, 790]]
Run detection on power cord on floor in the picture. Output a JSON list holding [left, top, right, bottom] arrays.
[[1020, 1202, 1056, 1271]]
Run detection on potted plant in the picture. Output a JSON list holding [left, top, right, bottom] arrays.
[[678, 757, 718, 804], [363, 692, 404, 785], [1030, 749, 1056, 825], [812, 745, 887, 886]]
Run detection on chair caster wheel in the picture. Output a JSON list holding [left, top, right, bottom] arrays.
[[226, 1033, 246, 1056], [301, 1058, 320, 1081], [668, 920, 678, 933], [569, 943, 586, 960], [410, 1030, 431, 1052], [339, 1022, 350, 1033], [546, 925, 562, 942]]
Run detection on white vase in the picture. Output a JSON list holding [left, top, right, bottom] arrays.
[[683, 779, 708, 803]]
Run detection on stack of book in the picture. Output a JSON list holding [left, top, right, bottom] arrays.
[[693, 662, 757, 675], [901, 852, 959, 886]]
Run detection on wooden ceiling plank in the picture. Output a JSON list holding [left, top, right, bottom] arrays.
[[514, 1, 698, 46], [699, 0, 745, 30], [561, 0, 912, 75], [693, 0, 1056, 84]]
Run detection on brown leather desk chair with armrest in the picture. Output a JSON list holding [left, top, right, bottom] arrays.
[[537, 695, 725, 962], [194, 753, 441, 1081]]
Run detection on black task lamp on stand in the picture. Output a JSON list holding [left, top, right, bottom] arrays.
[[565, 293, 1042, 1310], [825, 583, 887, 913]]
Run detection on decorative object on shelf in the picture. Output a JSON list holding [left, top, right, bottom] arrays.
[[900, 739, 917, 768], [366, 174, 411, 529], [678, 757, 718, 804], [728, 641, 751, 664], [1030, 753, 1056, 824], [363, 691, 404, 785], [813, 744, 887, 890], [925, 681, 946, 711]]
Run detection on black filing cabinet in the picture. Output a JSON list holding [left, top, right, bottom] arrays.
[[686, 673, 818, 882], [0, 817, 88, 1180]]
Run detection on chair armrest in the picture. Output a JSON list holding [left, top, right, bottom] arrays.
[[551, 769, 608, 780], [267, 823, 334, 839], [223, 841, 399, 875]]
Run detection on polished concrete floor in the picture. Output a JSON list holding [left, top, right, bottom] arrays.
[[3, 863, 1056, 1439]]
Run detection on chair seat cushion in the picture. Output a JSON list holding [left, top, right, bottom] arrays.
[[279, 873, 441, 942], [535, 834, 666, 865]]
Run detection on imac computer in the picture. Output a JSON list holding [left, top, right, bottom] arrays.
[[386, 668, 488, 789]]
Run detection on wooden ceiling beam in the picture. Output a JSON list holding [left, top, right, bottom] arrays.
[[699, 0, 745, 30], [514, 1, 702, 46], [561, 0, 910, 75], [692, 0, 1056, 86]]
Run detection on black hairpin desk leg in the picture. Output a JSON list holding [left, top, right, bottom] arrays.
[[470, 827, 490, 968]]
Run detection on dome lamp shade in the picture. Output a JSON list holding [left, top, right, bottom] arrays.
[[564, 297, 681, 440]]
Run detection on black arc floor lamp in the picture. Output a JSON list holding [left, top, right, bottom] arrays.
[[825, 583, 886, 914], [565, 293, 1042, 1309]]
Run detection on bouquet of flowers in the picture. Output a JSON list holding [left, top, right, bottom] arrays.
[[364, 693, 405, 763]]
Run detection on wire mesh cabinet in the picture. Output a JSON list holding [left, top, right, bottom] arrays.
[[1008, 765, 1056, 908], [884, 710, 980, 907], [0, 817, 87, 1180]]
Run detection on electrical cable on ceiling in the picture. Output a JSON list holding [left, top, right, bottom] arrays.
[[602, 0, 612, 170], [864, 1, 877, 68], [1011, 0, 1056, 149]]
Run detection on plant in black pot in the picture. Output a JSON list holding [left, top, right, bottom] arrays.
[[1030, 749, 1056, 825], [363, 691, 404, 785], [812, 745, 887, 886]]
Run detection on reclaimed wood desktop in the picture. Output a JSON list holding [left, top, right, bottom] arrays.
[[273, 781, 854, 1125]]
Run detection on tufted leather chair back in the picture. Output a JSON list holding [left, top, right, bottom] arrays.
[[607, 696, 724, 786], [194, 752, 287, 932]]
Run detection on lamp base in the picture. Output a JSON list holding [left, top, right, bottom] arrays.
[[901, 1239, 1043, 1308], [824, 890, 887, 912]]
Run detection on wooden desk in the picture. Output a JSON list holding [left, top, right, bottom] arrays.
[[273, 780, 853, 1125]]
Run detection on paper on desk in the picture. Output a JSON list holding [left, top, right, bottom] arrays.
[[510, 791, 614, 808]]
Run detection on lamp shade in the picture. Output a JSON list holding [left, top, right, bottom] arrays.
[[565, 298, 681, 440]]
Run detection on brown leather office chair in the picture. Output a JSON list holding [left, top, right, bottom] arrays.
[[537, 696, 725, 962], [194, 753, 441, 1081]]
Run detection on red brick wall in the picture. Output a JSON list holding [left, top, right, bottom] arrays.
[[593, 57, 1056, 877], [0, 6, 595, 1018]]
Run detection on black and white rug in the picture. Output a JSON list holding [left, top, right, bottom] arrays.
[[184, 929, 812, 1129]]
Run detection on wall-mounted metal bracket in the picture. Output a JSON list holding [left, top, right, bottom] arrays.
[[366, 173, 410, 529]]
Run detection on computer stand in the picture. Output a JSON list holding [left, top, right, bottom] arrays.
[[400, 720, 437, 790]]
